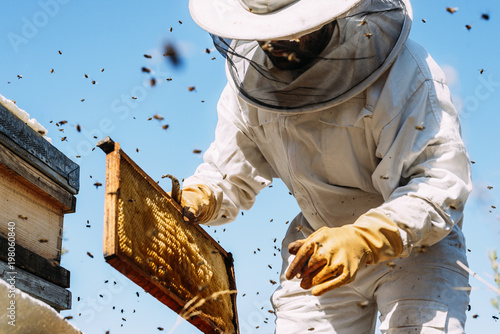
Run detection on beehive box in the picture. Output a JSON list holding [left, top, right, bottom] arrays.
[[0, 100, 79, 311], [99, 137, 239, 334]]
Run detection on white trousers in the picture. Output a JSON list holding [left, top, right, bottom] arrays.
[[271, 222, 470, 334]]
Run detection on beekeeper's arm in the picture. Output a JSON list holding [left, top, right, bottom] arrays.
[[181, 84, 273, 224], [287, 58, 472, 295]]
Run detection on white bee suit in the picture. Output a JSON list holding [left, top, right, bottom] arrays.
[[183, 1, 472, 332]]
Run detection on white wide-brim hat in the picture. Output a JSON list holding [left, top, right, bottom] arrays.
[[189, 0, 365, 41]]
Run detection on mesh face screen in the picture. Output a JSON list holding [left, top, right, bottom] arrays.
[[102, 143, 237, 334]]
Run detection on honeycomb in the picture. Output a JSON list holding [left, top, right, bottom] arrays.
[[113, 154, 236, 333]]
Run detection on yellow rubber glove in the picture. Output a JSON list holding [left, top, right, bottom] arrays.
[[286, 210, 403, 296], [179, 184, 217, 224]]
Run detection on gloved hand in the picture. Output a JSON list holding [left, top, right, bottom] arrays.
[[286, 210, 403, 296], [179, 184, 217, 224]]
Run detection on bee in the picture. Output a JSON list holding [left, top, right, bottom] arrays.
[[296, 225, 303, 232], [150, 78, 156, 87], [480, 69, 484, 74], [358, 301, 369, 309], [158, 327, 164, 331], [144, 54, 152, 59], [268, 265, 272, 269], [141, 67, 151, 73], [63, 315, 73, 320], [39, 238, 49, 243], [188, 86, 196, 92], [386, 261, 396, 268], [178, 20, 183, 24], [446, 7, 458, 14], [132, 96, 137, 100], [76, 124, 81, 132], [92, 80, 96, 84], [81, 99, 85, 102], [163, 43, 180, 67], [307, 328, 315, 331], [50, 69, 54, 74], [193, 149, 202, 154], [38, 130, 46, 136], [359, 20, 367, 25], [416, 245, 427, 253], [487, 186, 493, 190], [422, 19, 426, 23], [153, 114, 164, 120], [166, 77, 173, 81], [287, 52, 300, 63], [61, 137, 67, 141], [84, 74, 88, 78], [481, 14, 490, 21], [162, 124, 169, 130], [58, 50, 62, 54], [169, 27, 173, 32], [380, 174, 389, 180], [465, 24, 472, 31], [415, 124, 425, 130], [364, 33, 373, 39], [17, 74, 22, 79], [93, 182, 103, 189], [101, 68, 105, 72], [87, 251, 94, 258], [136, 148, 139, 153]]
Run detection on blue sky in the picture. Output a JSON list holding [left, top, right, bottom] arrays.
[[0, 0, 499, 333]]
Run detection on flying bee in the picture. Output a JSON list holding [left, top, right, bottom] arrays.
[[446, 7, 458, 14], [415, 124, 425, 130], [162, 124, 169, 130], [87, 251, 94, 258], [58, 50, 62, 54], [93, 182, 103, 189], [50, 69, 54, 74], [84, 74, 88, 78], [465, 24, 472, 31], [141, 67, 151, 73], [144, 54, 152, 59], [364, 33, 373, 39], [76, 124, 81, 132], [153, 114, 164, 120], [188, 86, 196, 91], [132, 96, 137, 100], [39, 238, 49, 243]]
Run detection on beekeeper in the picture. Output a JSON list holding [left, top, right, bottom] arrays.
[[181, 0, 472, 332]]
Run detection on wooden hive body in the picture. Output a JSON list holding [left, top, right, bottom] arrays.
[[99, 138, 239, 334], [0, 103, 79, 311]]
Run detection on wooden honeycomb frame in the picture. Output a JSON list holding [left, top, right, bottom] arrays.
[[99, 138, 238, 334]]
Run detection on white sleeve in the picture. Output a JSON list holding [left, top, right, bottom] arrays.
[[371, 77, 472, 256], [183, 84, 274, 226]]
